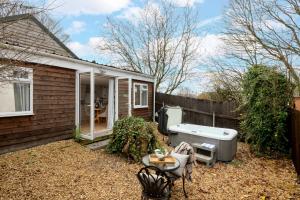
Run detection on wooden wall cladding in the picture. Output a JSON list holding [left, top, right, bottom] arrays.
[[131, 80, 154, 121], [118, 79, 129, 119], [0, 63, 76, 154]]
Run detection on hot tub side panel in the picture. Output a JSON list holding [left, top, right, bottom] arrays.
[[169, 132, 237, 161], [218, 136, 237, 161], [169, 131, 220, 152]]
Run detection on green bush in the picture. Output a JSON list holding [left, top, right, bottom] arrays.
[[240, 65, 294, 154], [106, 117, 161, 162]]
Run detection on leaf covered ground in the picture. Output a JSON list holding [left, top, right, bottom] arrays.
[[0, 139, 299, 200]]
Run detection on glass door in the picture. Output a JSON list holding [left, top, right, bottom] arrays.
[[78, 69, 94, 140], [79, 72, 91, 137]]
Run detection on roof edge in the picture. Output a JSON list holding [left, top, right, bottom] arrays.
[[1, 42, 155, 81], [0, 13, 79, 59]]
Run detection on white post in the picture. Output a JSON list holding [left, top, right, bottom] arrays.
[[90, 69, 95, 140], [128, 78, 132, 116], [107, 79, 115, 129], [115, 77, 119, 121]]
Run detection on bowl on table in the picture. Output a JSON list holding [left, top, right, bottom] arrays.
[[154, 149, 168, 161]]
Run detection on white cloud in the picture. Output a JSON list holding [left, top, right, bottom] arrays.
[[117, 6, 143, 23], [197, 34, 226, 60], [198, 16, 222, 28], [117, 1, 161, 24], [50, 0, 131, 16], [172, 0, 204, 7], [65, 21, 86, 34], [67, 37, 108, 59]]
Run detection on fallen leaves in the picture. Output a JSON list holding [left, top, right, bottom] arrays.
[[0, 139, 299, 200]]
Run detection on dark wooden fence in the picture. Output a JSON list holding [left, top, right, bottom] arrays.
[[290, 97, 300, 181], [155, 93, 240, 130]]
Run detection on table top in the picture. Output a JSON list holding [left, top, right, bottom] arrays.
[[142, 155, 180, 172]]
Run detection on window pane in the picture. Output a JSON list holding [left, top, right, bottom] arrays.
[[0, 82, 30, 112], [14, 83, 30, 111], [142, 85, 147, 90], [135, 85, 140, 105], [80, 73, 91, 135], [141, 90, 147, 106]]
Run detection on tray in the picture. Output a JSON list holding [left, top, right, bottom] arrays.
[[149, 154, 176, 164]]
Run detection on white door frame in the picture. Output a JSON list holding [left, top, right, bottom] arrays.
[[76, 68, 94, 140], [77, 71, 133, 140], [107, 78, 115, 129]]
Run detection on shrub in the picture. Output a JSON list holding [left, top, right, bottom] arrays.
[[106, 117, 162, 162], [240, 65, 294, 154]]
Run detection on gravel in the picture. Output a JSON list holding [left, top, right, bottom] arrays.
[[0, 139, 299, 200]]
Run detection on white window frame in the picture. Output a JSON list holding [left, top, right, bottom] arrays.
[[0, 67, 34, 117], [133, 82, 148, 108]]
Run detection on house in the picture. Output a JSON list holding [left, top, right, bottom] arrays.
[[0, 14, 155, 154]]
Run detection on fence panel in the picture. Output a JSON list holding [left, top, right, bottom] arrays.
[[290, 97, 300, 180], [155, 93, 240, 130]]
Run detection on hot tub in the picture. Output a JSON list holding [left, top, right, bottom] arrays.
[[168, 123, 238, 161], [157, 106, 238, 162]]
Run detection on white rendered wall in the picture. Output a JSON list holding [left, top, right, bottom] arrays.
[[0, 83, 15, 112]]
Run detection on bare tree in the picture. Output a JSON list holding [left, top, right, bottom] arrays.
[[0, 0, 69, 82], [176, 86, 197, 98], [210, 64, 245, 104], [100, 0, 200, 94], [1, 0, 69, 42], [223, 0, 300, 94], [38, 13, 70, 43]]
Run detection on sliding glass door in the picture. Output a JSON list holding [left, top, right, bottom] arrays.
[[77, 69, 95, 139]]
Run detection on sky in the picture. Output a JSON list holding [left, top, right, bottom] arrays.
[[45, 0, 230, 93]]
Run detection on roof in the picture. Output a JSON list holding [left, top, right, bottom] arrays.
[[77, 58, 146, 75], [0, 13, 78, 59], [0, 14, 154, 79]]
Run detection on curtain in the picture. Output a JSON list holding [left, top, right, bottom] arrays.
[[135, 85, 141, 105], [14, 83, 30, 111]]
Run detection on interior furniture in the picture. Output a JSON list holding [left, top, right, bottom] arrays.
[[98, 106, 107, 123], [94, 106, 106, 124], [137, 166, 172, 200]]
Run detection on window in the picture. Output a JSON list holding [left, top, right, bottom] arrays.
[[0, 67, 33, 117], [134, 83, 148, 108]]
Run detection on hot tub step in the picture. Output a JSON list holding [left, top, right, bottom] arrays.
[[193, 143, 217, 167], [195, 154, 213, 162]]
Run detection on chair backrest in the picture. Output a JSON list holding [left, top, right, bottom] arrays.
[[99, 106, 108, 117], [137, 166, 171, 198], [174, 142, 196, 181], [174, 142, 195, 163]]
